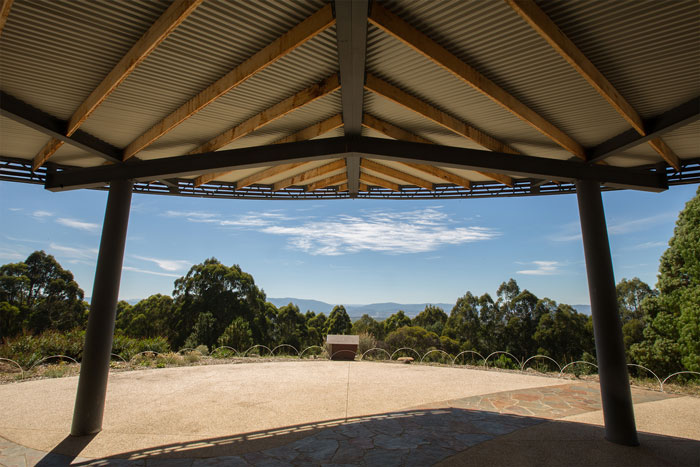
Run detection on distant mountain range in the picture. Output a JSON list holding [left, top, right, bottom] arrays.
[[268, 298, 593, 319], [109, 297, 591, 319]]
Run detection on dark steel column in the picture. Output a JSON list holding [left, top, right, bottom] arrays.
[[71, 180, 133, 436], [576, 179, 638, 446]]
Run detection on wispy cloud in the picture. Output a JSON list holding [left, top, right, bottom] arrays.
[[4, 235, 44, 244], [634, 241, 666, 249], [32, 210, 53, 218], [549, 221, 581, 242], [122, 266, 181, 278], [0, 247, 25, 261], [164, 209, 293, 227], [9, 207, 22, 212], [132, 255, 190, 272], [517, 261, 561, 276], [49, 242, 98, 260], [56, 218, 100, 232], [262, 208, 499, 256], [608, 213, 674, 235]]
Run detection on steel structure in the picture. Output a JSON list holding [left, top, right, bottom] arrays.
[[1, 0, 698, 446]]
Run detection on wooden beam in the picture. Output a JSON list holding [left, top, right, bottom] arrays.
[[359, 182, 370, 192], [362, 113, 507, 188], [506, 0, 681, 170], [0, 0, 13, 38], [396, 161, 471, 189], [369, 2, 585, 160], [32, 0, 203, 170], [275, 113, 343, 144], [305, 173, 346, 191], [236, 162, 310, 189], [194, 113, 343, 187], [337, 183, 348, 192], [506, 0, 644, 134], [359, 173, 400, 191], [274, 159, 346, 191], [647, 138, 681, 171], [189, 73, 340, 155], [123, 4, 335, 159], [366, 74, 516, 155], [360, 158, 433, 190]]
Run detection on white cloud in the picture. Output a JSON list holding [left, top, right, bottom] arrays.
[[122, 266, 181, 278], [49, 243, 98, 260], [9, 207, 22, 212], [56, 218, 100, 232], [32, 210, 53, 218], [0, 247, 25, 261], [634, 241, 666, 249], [517, 261, 561, 276], [262, 208, 499, 255], [608, 213, 674, 235], [132, 255, 190, 272], [165, 209, 293, 228]]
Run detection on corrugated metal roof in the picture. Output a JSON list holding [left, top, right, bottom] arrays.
[[375, 0, 632, 147], [540, 0, 700, 117], [0, 0, 697, 197], [0, 0, 170, 119]]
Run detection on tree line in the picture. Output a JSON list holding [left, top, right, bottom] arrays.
[[1, 187, 698, 377]]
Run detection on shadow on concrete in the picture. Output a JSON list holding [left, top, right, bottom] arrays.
[[51, 407, 700, 467], [35, 433, 96, 466]]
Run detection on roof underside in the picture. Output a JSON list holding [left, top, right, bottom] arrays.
[[1, 0, 698, 200]]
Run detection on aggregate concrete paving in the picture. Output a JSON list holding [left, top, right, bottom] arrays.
[[0, 360, 698, 466]]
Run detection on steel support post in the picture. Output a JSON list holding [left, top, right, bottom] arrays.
[[71, 180, 133, 436], [575, 179, 639, 446]]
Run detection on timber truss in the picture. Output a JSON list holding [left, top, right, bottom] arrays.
[[0, 0, 698, 199]]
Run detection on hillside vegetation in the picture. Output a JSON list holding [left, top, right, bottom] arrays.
[[1, 187, 698, 381]]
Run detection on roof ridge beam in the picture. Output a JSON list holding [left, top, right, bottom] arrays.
[[274, 159, 346, 191], [189, 73, 340, 156], [360, 158, 433, 190], [32, 0, 203, 170], [123, 3, 335, 160], [506, 0, 680, 170], [335, 0, 369, 196], [369, 2, 585, 160], [361, 112, 511, 186]]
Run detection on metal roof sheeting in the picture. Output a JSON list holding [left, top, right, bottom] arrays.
[[0, 0, 697, 198]]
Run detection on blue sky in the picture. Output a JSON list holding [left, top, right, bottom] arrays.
[[1, 181, 696, 307]]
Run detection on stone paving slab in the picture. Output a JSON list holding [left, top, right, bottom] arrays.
[[446, 382, 678, 419]]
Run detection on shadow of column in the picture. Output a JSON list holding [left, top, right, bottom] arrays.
[[35, 433, 97, 466]]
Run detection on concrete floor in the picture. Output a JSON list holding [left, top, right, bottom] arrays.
[[0, 360, 698, 466]]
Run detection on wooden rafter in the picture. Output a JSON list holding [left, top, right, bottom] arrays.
[[362, 113, 507, 188], [32, 0, 203, 170], [647, 138, 681, 171], [506, 0, 680, 170], [189, 73, 339, 155], [0, 0, 13, 38], [306, 173, 346, 191], [366, 74, 516, 155], [360, 158, 433, 190], [337, 182, 370, 192], [359, 173, 399, 191], [194, 113, 343, 187], [275, 113, 343, 144], [369, 2, 586, 160], [123, 3, 335, 160], [234, 162, 309, 190], [274, 159, 346, 191]]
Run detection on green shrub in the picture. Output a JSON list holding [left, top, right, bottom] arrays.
[[195, 344, 209, 356]]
